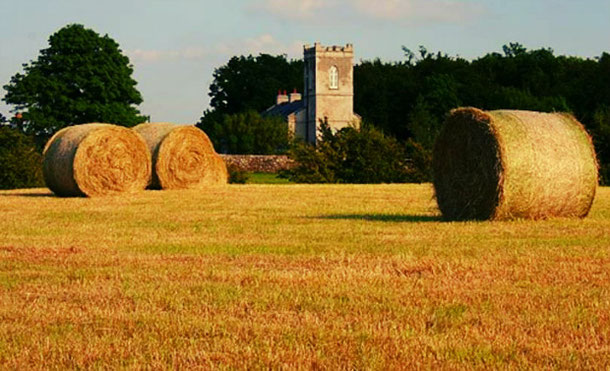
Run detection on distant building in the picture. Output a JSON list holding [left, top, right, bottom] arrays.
[[263, 42, 361, 144]]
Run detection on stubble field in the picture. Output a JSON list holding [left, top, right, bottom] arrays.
[[0, 184, 609, 369]]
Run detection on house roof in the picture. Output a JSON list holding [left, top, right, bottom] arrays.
[[262, 100, 304, 118]]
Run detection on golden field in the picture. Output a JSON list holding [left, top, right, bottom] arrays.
[[0, 184, 609, 369]]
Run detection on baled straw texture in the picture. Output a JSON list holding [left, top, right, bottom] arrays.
[[133, 123, 227, 189], [43, 123, 151, 197], [206, 153, 229, 185], [433, 108, 598, 221]]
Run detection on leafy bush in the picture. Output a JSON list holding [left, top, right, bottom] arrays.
[[404, 139, 432, 182], [0, 126, 44, 189], [591, 105, 610, 184], [227, 164, 249, 184], [198, 110, 289, 155], [283, 122, 419, 184]]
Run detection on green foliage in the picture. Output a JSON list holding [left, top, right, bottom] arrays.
[[407, 97, 443, 149], [198, 110, 289, 154], [404, 139, 432, 182], [591, 105, 610, 184], [502, 42, 528, 57], [247, 172, 293, 184], [208, 54, 303, 115], [203, 43, 610, 184], [487, 87, 569, 112], [280, 138, 336, 184], [200, 53, 301, 155], [0, 126, 44, 189], [283, 122, 414, 184], [3, 24, 145, 137], [227, 164, 249, 184], [353, 44, 610, 184]]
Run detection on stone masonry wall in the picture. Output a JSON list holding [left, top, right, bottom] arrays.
[[220, 155, 295, 173]]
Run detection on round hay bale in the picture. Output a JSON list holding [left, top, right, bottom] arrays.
[[433, 108, 598, 220], [43, 123, 151, 197], [207, 153, 229, 184], [133, 123, 227, 189]]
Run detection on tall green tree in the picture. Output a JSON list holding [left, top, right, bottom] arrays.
[[0, 126, 44, 189], [199, 110, 289, 154], [199, 53, 302, 154], [206, 54, 303, 115], [3, 24, 145, 137]]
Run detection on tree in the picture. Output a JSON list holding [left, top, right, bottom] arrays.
[[198, 110, 289, 154], [502, 42, 527, 57], [591, 105, 610, 184], [0, 126, 44, 189], [3, 24, 145, 137], [207, 54, 303, 115], [283, 122, 414, 184], [199, 44, 610, 184]]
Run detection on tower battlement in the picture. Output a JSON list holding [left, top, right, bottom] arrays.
[[304, 42, 354, 55]]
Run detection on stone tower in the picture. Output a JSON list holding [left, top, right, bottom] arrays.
[[303, 43, 359, 144]]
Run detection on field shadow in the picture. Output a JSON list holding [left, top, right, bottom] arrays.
[[319, 214, 442, 223], [0, 192, 55, 198]]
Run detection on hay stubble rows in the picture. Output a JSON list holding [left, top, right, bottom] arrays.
[[0, 184, 608, 368]]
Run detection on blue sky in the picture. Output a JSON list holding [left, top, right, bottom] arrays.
[[1, 0, 609, 124]]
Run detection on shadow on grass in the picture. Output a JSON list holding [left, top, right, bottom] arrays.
[[0, 192, 55, 198], [319, 214, 442, 223]]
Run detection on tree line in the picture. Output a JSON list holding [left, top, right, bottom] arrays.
[[199, 44, 610, 183], [1, 23, 609, 187]]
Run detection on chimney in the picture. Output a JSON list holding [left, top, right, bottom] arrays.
[[276, 89, 288, 105], [289, 88, 301, 103]]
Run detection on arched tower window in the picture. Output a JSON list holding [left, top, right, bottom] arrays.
[[329, 66, 339, 89]]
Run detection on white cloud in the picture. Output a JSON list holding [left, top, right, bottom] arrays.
[[250, 0, 329, 20], [353, 0, 483, 22], [240, 34, 303, 58], [127, 35, 303, 66], [251, 0, 484, 23], [127, 34, 306, 123], [127, 47, 209, 63], [352, 0, 413, 21]]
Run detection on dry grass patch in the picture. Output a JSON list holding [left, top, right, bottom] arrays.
[[0, 184, 609, 368]]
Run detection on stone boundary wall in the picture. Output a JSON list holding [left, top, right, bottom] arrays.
[[220, 155, 295, 173]]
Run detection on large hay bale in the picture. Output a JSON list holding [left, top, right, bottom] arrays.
[[433, 108, 598, 220], [43, 123, 151, 197], [133, 123, 227, 189], [208, 153, 229, 184]]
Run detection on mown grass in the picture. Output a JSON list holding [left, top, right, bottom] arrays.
[[246, 172, 292, 184], [0, 184, 608, 369]]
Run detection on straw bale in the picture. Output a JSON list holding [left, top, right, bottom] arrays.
[[208, 153, 229, 184], [433, 108, 598, 220], [43, 123, 151, 197], [133, 123, 227, 189]]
